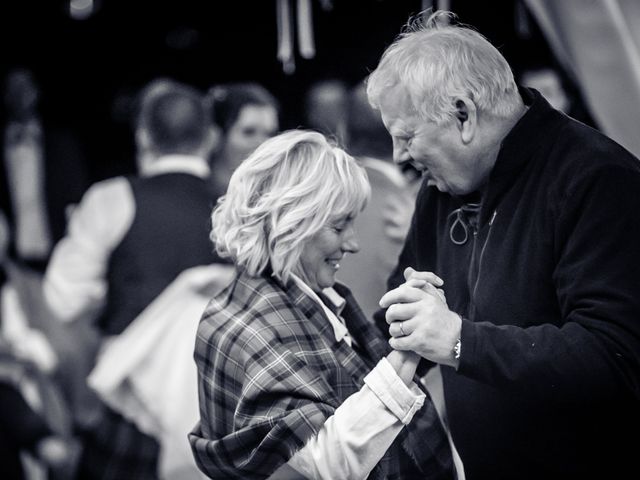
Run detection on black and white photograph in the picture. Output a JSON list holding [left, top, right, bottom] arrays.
[[1, 1, 639, 479]]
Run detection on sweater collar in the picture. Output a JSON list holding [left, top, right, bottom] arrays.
[[491, 87, 551, 177], [477, 87, 561, 224]]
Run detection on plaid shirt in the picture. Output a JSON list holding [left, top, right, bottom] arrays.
[[189, 270, 454, 479]]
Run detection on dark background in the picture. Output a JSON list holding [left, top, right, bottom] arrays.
[[1, 0, 563, 180]]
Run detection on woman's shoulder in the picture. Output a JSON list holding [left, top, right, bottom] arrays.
[[197, 273, 298, 342]]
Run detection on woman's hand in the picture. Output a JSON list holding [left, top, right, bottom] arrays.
[[385, 349, 421, 385]]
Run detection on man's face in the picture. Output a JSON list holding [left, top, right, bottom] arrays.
[[379, 85, 482, 196]]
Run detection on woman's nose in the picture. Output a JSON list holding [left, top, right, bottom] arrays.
[[342, 226, 360, 253]]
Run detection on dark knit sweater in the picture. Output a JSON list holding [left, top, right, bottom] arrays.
[[378, 88, 640, 479]]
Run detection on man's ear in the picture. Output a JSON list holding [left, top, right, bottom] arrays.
[[135, 127, 150, 151], [135, 128, 153, 174], [454, 97, 476, 144]]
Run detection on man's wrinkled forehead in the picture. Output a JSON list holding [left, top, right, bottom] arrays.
[[379, 84, 421, 130]]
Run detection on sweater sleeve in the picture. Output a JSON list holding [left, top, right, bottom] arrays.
[[459, 165, 640, 402]]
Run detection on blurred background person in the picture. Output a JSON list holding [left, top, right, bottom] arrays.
[[0, 67, 93, 415], [0, 67, 91, 479], [205, 82, 279, 195], [0, 68, 92, 398], [516, 63, 598, 128], [0, 67, 90, 274], [303, 78, 349, 143], [0, 374, 72, 480], [1, 209, 76, 480], [44, 78, 224, 480]]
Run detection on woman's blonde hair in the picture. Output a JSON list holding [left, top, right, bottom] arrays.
[[210, 129, 370, 283]]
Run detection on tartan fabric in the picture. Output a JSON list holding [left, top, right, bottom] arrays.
[[189, 270, 454, 479], [76, 405, 160, 480]]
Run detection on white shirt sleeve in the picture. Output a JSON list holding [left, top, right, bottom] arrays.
[[1, 283, 58, 373], [285, 357, 426, 480], [43, 177, 135, 322]]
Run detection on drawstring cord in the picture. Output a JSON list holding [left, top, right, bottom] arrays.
[[447, 203, 481, 245]]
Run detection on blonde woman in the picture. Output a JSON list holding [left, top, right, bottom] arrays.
[[189, 130, 453, 480]]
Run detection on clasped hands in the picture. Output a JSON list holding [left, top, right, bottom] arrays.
[[379, 267, 462, 368]]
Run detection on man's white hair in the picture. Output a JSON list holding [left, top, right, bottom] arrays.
[[367, 10, 520, 124]]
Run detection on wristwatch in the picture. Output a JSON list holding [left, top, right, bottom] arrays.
[[453, 338, 461, 360]]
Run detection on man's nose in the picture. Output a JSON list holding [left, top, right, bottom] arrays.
[[392, 138, 411, 165]]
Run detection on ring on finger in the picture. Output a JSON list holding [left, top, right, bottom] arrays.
[[399, 322, 406, 336]]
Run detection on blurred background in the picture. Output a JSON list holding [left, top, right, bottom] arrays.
[[5, 0, 638, 182]]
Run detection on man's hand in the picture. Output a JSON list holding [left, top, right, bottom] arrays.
[[380, 269, 461, 368], [402, 267, 447, 304]]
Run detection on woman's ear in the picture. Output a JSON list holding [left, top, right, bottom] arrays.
[[454, 97, 477, 144]]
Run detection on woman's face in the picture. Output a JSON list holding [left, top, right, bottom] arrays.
[[299, 215, 359, 292], [224, 104, 279, 168]]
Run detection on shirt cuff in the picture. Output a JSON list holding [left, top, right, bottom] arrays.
[[363, 357, 426, 425]]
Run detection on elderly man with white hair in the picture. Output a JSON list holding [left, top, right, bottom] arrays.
[[367, 9, 640, 480]]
